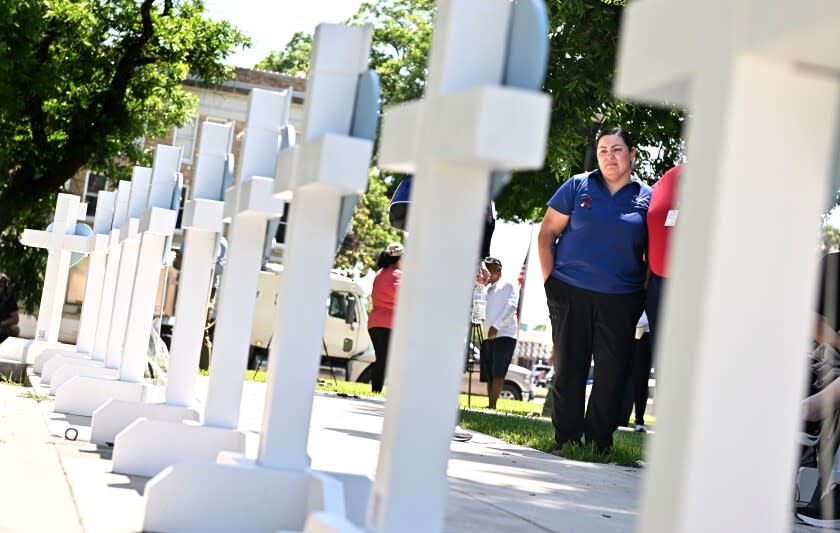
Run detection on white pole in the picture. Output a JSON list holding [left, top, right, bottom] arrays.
[[258, 188, 342, 469], [202, 213, 268, 428], [118, 232, 169, 383], [165, 227, 216, 406], [105, 238, 141, 369]]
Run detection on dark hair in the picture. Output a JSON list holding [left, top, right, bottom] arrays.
[[596, 126, 636, 150], [483, 257, 502, 270], [376, 252, 401, 270]]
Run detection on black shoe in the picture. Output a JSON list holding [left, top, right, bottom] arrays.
[[796, 484, 840, 528]]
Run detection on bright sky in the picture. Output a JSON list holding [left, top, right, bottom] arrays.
[[204, 0, 366, 68]]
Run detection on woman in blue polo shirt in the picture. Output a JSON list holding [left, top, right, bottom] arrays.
[[537, 127, 650, 455]]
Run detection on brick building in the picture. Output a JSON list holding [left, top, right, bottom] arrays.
[[62, 68, 306, 315]]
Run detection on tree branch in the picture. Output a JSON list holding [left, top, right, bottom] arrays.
[[26, 23, 60, 156]]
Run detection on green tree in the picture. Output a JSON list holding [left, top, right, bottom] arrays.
[[334, 171, 403, 275], [255, 0, 434, 111], [499, 0, 684, 221], [0, 0, 248, 310], [257, 0, 684, 223], [254, 31, 311, 77], [822, 224, 840, 253]]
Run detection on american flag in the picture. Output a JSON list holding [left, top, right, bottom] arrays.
[[516, 237, 531, 322]]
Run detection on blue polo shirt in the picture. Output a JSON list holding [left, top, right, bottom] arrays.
[[547, 170, 651, 294]]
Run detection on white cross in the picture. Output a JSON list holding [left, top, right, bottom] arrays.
[[36, 185, 128, 377], [164, 121, 233, 408], [615, 1, 840, 532], [88, 179, 131, 364], [107, 89, 288, 481], [104, 167, 151, 370], [20, 194, 91, 350], [331, 1, 548, 532], [117, 144, 181, 384], [38, 183, 131, 388], [202, 88, 287, 429], [74, 190, 117, 354], [258, 22, 374, 471]]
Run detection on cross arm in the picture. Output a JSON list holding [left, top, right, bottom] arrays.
[[745, 1, 840, 72], [273, 135, 373, 197], [426, 86, 550, 170], [222, 177, 284, 222], [182, 199, 225, 233], [613, 0, 697, 107], [378, 102, 422, 174]]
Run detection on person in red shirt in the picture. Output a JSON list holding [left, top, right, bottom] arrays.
[[646, 164, 681, 349], [368, 243, 404, 393], [621, 165, 681, 433]]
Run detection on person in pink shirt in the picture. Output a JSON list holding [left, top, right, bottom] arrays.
[[368, 242, 404, 392]]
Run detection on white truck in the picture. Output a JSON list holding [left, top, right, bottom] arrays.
[[249, 268, 535, 401]]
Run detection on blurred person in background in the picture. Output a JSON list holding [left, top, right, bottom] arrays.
[[368, 243, 404, 393]]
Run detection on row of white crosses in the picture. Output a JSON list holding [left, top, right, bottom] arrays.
[[614, 0, 840, 532], [17, 2, 548, 532], [139, 23, 379, 533], [89, 121, 236, 445], [132, 0, 544, 530], [100, 89, 291, 479], [0, 193, 91, 362], [38, 180, 132, 386], [39, 145, 181, 415]]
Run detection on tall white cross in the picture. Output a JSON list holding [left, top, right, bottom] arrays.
[[29, 195, 91, 346], [201, 89, 288, 430], [614, 1, 840, 532], [75, 191, 117, 354], [35, 189, 117, 379], [361, 1, 549, 532], [109, 89, 288, 481], [39, 184, 131, 394], [0, 194, 91, 363], [104, 167, 152, 371], [116, 144, 181, 384], [259, 22, 374, 471], [53, 149, 181, 417], [89, 179, 132, 364], [164, 121, 232, 408], [90, 121, 234, 446]]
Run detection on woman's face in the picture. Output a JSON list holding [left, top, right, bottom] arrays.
[[596, 134, 636, 182]]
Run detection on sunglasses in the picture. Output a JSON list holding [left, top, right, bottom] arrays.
[[483, 257, 502, 267]]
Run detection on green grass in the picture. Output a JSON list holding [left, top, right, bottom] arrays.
[[0, 373, 24, 386], [458, 394, 544, 416], [19, 390, 52, 402], [458, 409, 646, 467]]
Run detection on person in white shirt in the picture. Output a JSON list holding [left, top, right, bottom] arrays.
[[480, 257, 519, 409]]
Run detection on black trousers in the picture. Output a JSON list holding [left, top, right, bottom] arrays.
[[545, 277, 645, 450], [622, 333, 652, 426], [646, 273, 665, 354], [368, 327, 391, 393]]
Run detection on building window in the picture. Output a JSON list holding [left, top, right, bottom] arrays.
[[83, 171, 109, 217], [173, 116, 198, 164]]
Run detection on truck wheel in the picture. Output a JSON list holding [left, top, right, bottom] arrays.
[[500, 383, 522, 401]]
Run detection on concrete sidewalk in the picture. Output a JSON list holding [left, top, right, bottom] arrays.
[[0, 380, 822, 532]]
